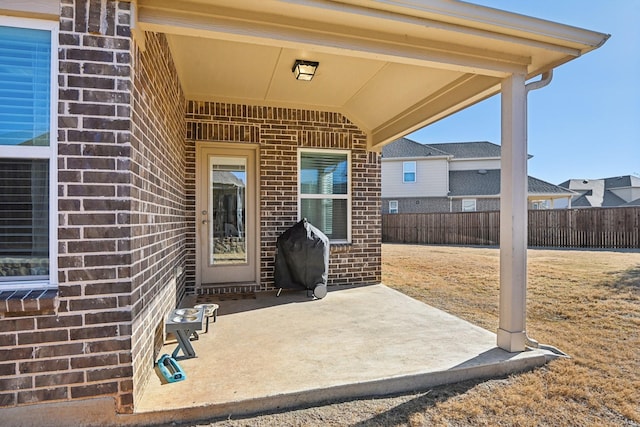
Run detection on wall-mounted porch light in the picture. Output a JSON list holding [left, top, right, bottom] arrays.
[[292, 60, 319, 81]]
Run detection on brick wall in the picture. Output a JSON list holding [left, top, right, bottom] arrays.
[[1, 0, 186, 414], [185, 102, 382, 292], [128, 29, 186, 409], [0, 0, 138, 413]]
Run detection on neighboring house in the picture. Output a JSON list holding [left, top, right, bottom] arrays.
[[382, 138, 574, 213], [557, 175, 640, 208], [0, 0, 607, 420]]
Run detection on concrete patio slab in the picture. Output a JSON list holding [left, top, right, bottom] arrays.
[[4, 284, 554, 427], [128, 284, 552, 425]]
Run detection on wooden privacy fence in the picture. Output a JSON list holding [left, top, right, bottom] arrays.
[[382, 207, 640, 248]]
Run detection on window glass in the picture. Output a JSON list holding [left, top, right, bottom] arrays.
[[300, 152, 348, 195], [0, 158, 49, 281], [0, 21, 54, 287], [462, 199, 477, 212], [300, 198, 348, 240], [299, 150, 350, 242], [403, 161, 416, 183], [0, 25, 51, 146], [389, 200, 398, 214]]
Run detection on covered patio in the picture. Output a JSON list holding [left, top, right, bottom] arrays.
[[132, 0, 609, 353], [132, 286, 557, 424], [0, 2, 610, 424], [13, 284, 555, 426]]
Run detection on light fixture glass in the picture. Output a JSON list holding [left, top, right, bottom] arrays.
[[292, 60, 319, 81]]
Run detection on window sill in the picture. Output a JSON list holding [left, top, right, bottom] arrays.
[[0, 289, 59, 318]]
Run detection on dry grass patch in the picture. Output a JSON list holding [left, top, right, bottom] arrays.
[[383, 244, 640, 426]]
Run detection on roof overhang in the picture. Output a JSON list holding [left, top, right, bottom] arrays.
[[134, 0, 609, 150], [381, 155, 451, 161]]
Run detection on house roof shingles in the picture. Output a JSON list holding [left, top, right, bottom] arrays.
[[558, 175, 640, 207], [603, 175, 640, 189], [427, 141, 502, 159], [383, 138, 532, 160], [381, 138, 450, 158], [383, 138, 570, 197], [449, 170, 572, 197]]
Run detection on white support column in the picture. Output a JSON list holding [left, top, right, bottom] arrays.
[[498, 73, 528, 352]]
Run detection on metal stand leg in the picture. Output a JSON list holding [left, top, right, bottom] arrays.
[[172, 329, 196, 359]]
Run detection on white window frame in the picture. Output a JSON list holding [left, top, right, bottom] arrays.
[[462, 199, 477, 212], [532, 200, 548, 210], [403, 161, 416, 183], [297, 148, 351, 244], [388, 200, 398, 214], [0, 17, 58, 290]]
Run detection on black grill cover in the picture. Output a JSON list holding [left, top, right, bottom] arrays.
[[274, 219, 329, 294]]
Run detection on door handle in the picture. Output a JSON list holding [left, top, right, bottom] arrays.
[[202, 210, 208, 224]]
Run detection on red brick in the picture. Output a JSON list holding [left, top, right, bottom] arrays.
[[71, 381, 118, 399], [87, 365, 133, 382], [0, 363, 16, 376], [36, 315, 83, 330], [33, 343, 84, 358], [0, 376, 32, 391], [18, 330, 68, 346], [0, 347, 34, 361], [68, 297, 118, 312], [85, 310, 131, 324], [18, 387, 68, 404], [35, 371, 84, 387], [71, 354, 118, 369], [67, 268, 117, 282], [0, 393, 16, 407], [70, 325, 118, 341], [86, 338, 130, 353], [20, 358, 69, 374], [0, 333, 16, 346]]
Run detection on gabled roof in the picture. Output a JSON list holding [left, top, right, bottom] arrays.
[[602, 190, 627, 207], [381, 138, 450, 158], [558, 175, 640, 207], [528, 176, 572, 194], [382, 138, 531, 160], [427, 141, 502, 159], [603, 175, 640, 189], [571, 193, 593, 207], [449, 170, 574, 197], [559, 175, 640, 190]]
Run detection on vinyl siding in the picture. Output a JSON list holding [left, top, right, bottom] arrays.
[[382, 158, 448, 197]]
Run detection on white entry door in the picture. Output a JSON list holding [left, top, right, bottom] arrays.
[[197, 145, 258, 286]]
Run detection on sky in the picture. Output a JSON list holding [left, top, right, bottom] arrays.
[[408, 0, 640, 185]]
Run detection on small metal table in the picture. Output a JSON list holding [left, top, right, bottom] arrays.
[[165, 308, 204, 359]]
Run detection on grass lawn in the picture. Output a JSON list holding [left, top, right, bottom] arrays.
[[383, 244, 640, 426]]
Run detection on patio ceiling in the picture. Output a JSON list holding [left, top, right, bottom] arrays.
[[135, 0, 609, 150]]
